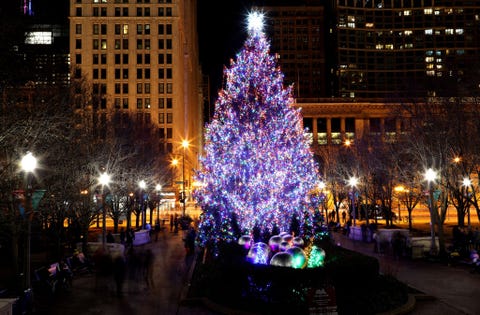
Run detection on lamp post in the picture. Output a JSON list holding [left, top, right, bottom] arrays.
[[348, 176, 358, 227], [139, 180, 147, 229], [181, 140, 189, 217], [98, 172, 111, 248], [463, 178, 472, 229], [20, 152, 37, 290], [424, 168, 437, 255], [156, 184, 162, 221], [394, 185, 405, 222]]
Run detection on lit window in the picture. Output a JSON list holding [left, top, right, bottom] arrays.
[[456, 29, 464, 35], [426, 70, 435, 76], [424, 8, 433, 14], [445, 29, 454, 35], [123, 24, 128, 35], [404, 30, 412, 36], [25, 31, 52, 44], [425, 29, 433, 35], [403, 10, 411, 16]]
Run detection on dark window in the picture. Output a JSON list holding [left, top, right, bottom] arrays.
[[303, 118, 313, 132], [345, 118, 355, 132]]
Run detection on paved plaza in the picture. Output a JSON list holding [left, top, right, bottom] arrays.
[[30, 225, 480, 315]]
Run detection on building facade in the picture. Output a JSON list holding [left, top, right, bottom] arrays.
[[259, 0, 331, 99], [69, 0, 203, 194], [336, 0, 480, 99]]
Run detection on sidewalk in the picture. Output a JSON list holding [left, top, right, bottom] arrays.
[[33, 228, 480, 315], [332, 231, 480, 315], [34, 229, 217, 315]]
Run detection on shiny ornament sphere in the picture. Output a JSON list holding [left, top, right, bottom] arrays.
[[292, 236, 305, 247], [238, 235, 252, 249], [287, 246, 307, 269], [270, 252, 293, 267], [247, 242, 270, 265], [268, 235, 283, 251]]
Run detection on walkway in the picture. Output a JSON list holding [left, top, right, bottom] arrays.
[[32, 228, 480, 315], [33, 229, 217, 315], [332, 231, 480, 315]]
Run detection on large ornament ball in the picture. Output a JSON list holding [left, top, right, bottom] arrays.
[[247, 242, 270, 265], [279, 241, 290, 251], [270, 252, 293, 268], [279, 231, 290, 237], [287, 246, 307, 269], [292, 236, 305, 247], [238, 235, 252, 250], [268, 235, 283, 251], [282, 234, 293, 244], [307, 245, 326, 268]]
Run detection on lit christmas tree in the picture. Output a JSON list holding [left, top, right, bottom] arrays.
[[194, 12, 320, 247]]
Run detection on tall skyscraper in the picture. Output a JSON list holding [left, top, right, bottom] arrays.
[[259, 0, 329, 99], [336, 0, 480, 99], [69, 0, 203, 190]]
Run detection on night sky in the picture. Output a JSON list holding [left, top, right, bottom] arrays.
[[198, 0, 255, 100]]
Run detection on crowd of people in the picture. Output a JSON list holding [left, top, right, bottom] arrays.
[[85, 214, 197, 297]]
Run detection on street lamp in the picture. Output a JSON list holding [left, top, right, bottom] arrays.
[[424, 168, 437, 255], [139, 180, 147, 229], [20, 152, 37, 290], [462, 178, 472, 229], [181, 139, 189, 217], [156, 184, 162, 221], [98, 172, 111, 247], [394, 185, 405, 221], [348, 176, 358, 227]]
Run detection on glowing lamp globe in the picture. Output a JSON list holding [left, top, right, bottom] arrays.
[[270, 252, 293, 268], [292, 236, 305, 247], [287, 247, 307, 269], [307, 245, 326, 268], [268, 235, 282, 252], [238, 235, 253, 250], [247, 242, 270, 265]]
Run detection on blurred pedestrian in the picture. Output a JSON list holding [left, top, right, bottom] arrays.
[[113, 255, 126, 296], [144, 249, 155, 289], [154, 219, 160, 242]]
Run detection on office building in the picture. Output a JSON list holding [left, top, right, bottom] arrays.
[[336, 0, 480, 99], [69, 0, 203, 192], [259, 0, 330, 99]]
